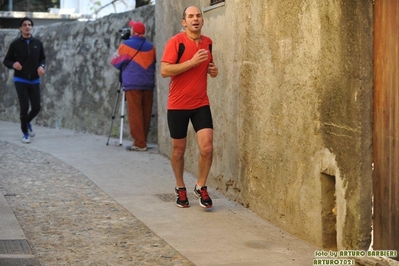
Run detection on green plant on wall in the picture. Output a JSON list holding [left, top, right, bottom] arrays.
[[89, 1, 102, 13], [89, 0, 152, 17]]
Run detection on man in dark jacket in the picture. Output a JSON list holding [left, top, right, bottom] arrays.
[[3, 17, 46, 144], [111, 20, 156, 151]]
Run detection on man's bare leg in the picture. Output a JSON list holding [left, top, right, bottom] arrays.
[[171, 138, 187, 187], [196, 128, 213, 187]]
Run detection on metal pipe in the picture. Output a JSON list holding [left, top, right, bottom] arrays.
[[9, 0, 13, 11]]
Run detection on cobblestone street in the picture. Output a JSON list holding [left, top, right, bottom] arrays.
[[0, 141, 193, 265]]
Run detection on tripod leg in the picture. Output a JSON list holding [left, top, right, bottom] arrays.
[[119, 89, 126, 146], [106, 84, 121, 145]]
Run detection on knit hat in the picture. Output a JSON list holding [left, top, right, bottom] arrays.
[[129, 20, 145, 34]]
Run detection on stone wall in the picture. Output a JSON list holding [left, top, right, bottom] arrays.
[[0, 5, 157, 143], [156, 0, 373, 250]]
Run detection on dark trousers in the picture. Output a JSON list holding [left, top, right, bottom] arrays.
[[15, 82, 41, 134]]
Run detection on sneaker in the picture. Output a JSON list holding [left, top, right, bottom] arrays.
[[27, 123, 35, 137], [21, 134, 30, 144], [175, 187, 190, 208], [126, 145, 147, 151], [194, 185, 213, 208]]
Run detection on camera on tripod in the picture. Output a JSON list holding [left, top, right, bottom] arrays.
[[118, 27, 130, 40]]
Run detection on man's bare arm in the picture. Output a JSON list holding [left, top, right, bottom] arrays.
[[161, 60, 192, 78], [160, 49, 209, 78]]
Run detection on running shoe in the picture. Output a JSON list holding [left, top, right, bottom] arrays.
[[194, 185, 213, 208], [27, 122, 35, 137], [21, 133, 30, 144], [175, 187, 190, 208]]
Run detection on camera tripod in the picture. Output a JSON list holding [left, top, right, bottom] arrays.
[[106, 82, 126, 146]]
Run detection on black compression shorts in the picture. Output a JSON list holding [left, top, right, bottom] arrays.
[[167, 105, 213, 139]]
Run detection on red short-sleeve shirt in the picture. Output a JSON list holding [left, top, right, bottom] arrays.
[[162, 32, 213, 110]]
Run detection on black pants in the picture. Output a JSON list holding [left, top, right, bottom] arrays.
[[15, 82, 41, 134], [167, 105, 213, 139]]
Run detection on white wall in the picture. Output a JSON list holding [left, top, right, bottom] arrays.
[[60, 0, 137, 18]]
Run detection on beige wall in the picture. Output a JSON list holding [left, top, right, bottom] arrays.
[[156, 0, 373, 249]]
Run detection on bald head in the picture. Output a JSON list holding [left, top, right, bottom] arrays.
[[182, 6, 202, 20]]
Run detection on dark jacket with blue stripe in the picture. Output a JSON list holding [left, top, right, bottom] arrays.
[[3, 36, 46, 81]]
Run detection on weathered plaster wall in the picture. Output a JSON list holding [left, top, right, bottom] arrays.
[[0, 5, 157, 143], [156, 0, 373, 250]]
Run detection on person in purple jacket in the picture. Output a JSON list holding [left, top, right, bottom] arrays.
[[111, 20, 156, 151]]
